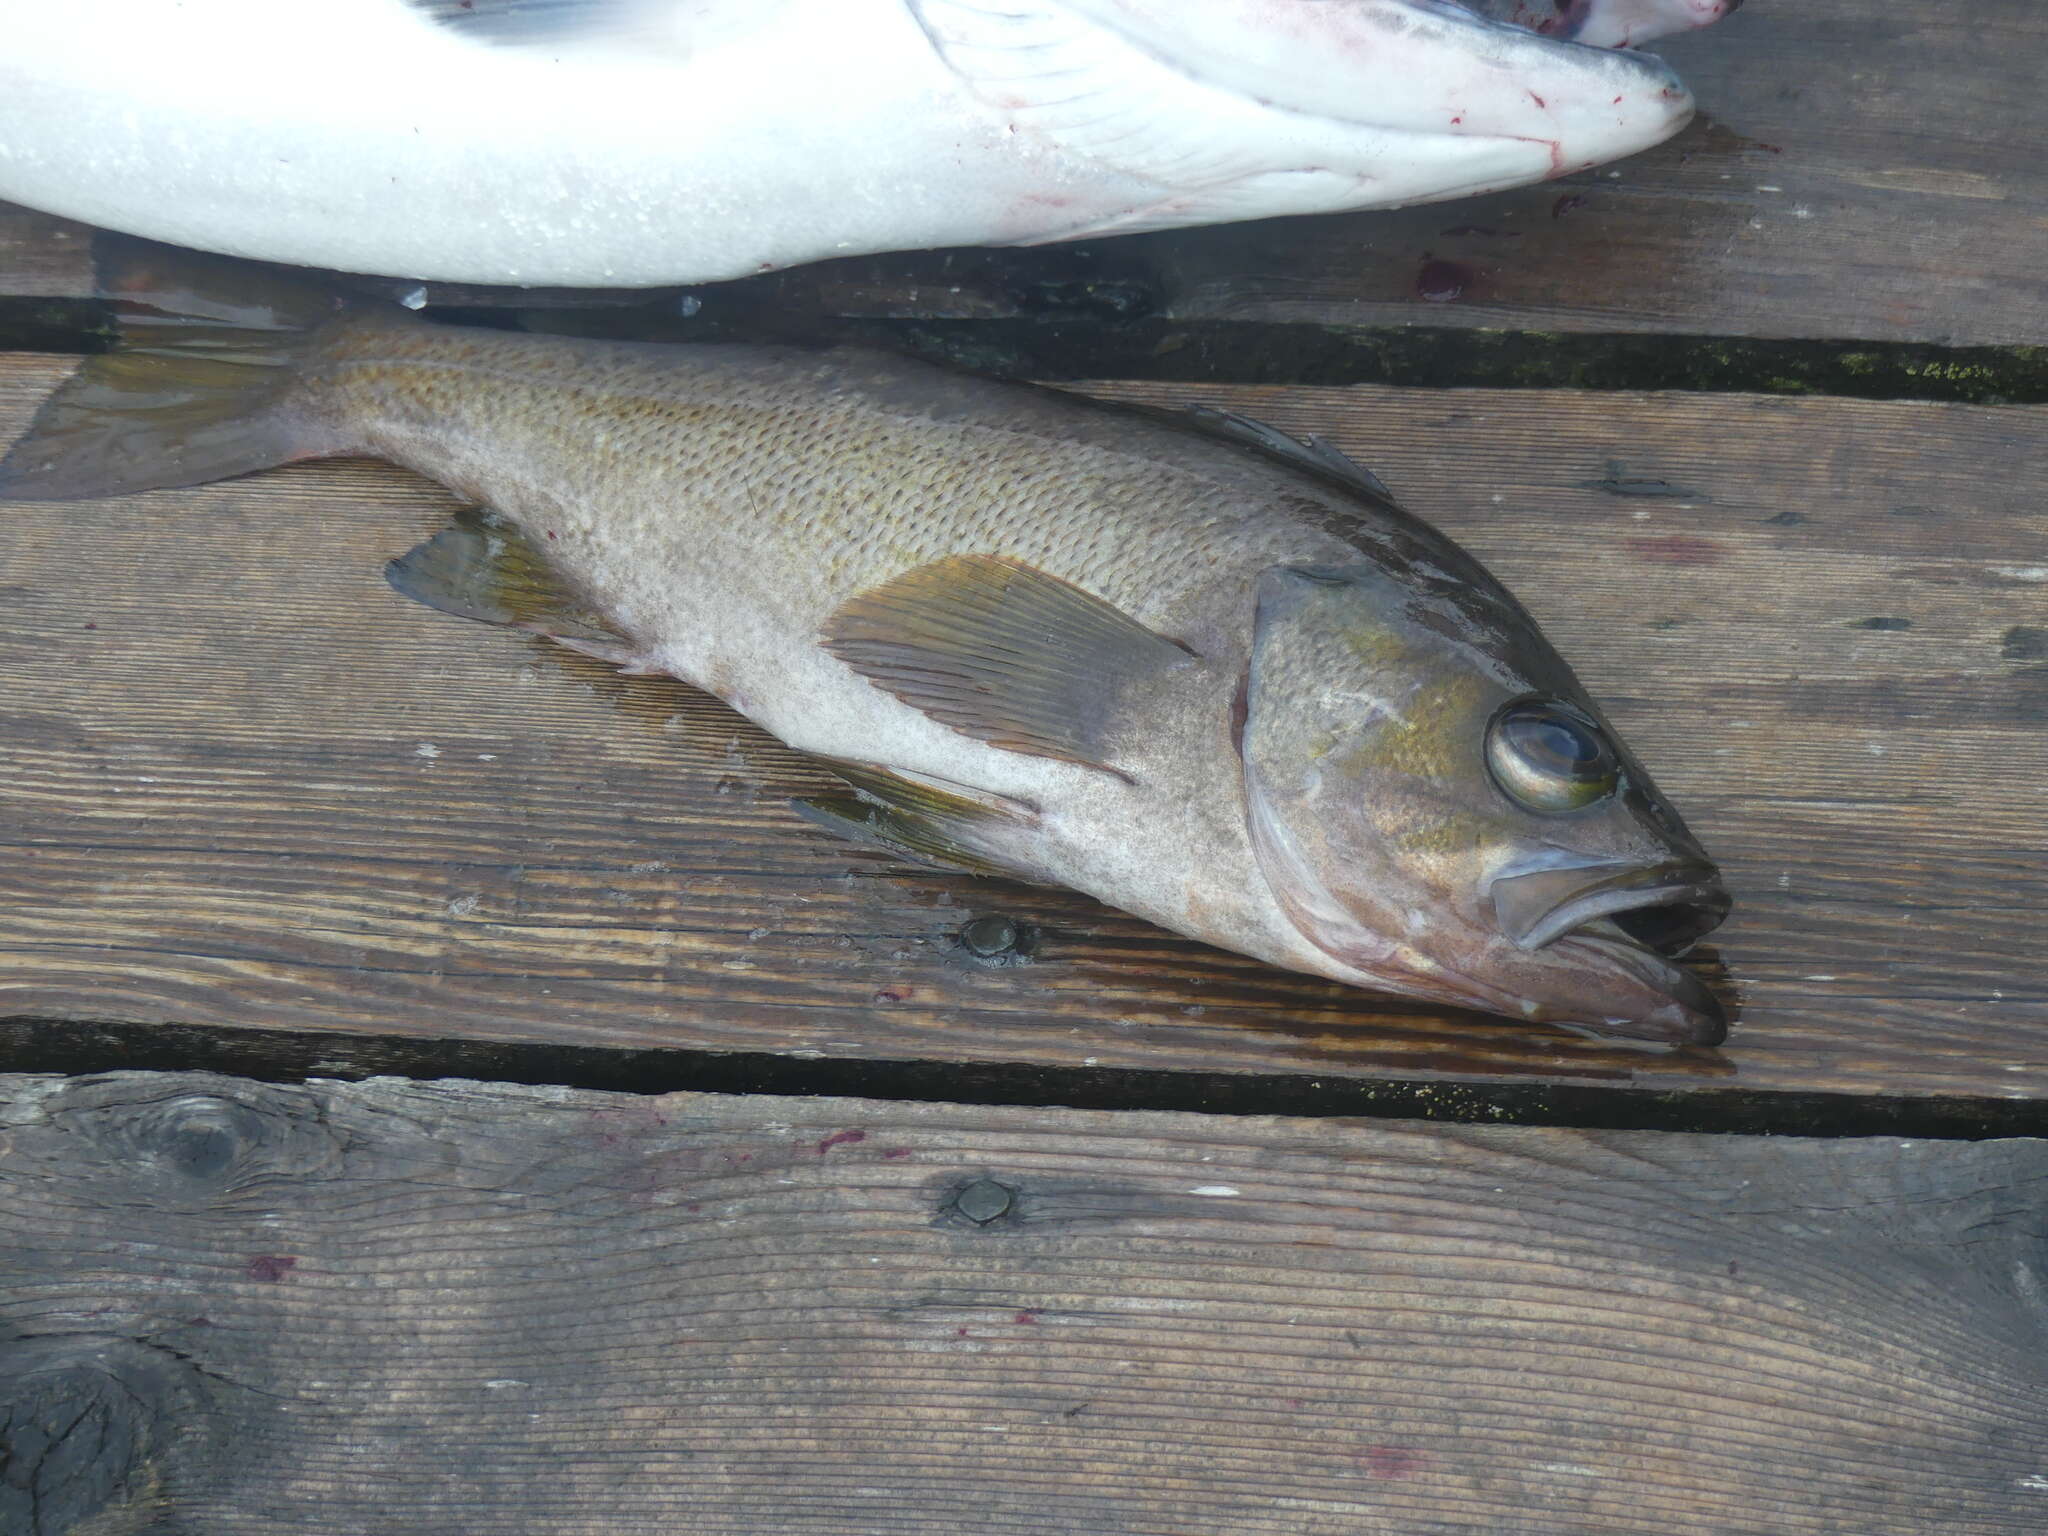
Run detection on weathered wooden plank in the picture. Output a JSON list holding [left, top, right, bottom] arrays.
[[0, 204, 91, 299], [3, 1071, 2044, 1534], [2, 353, 2042, 1102], [3, 1, 2039, 347]]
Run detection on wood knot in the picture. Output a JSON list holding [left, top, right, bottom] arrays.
[[35, 1074, 344, 1209], [0, 1337, 222, 1534]]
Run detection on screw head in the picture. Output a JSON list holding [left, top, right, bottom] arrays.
[[952, 1178, 1015, 1225], [959, 915, 1021, 958]]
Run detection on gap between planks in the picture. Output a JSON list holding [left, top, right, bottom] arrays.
[[6, 1013, 2048, 1144]]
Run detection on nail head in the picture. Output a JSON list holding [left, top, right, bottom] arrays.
[[953, 1178, 1015, 1225]]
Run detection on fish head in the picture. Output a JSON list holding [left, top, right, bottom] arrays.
[[1239, 560, 1728, 1044], [1041, 0, 1705, 209]]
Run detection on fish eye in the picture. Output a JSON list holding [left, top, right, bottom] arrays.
[[1486, 699, 1620, 813]]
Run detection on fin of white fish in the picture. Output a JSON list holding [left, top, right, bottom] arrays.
[[822, 554, 1196, 780], [794, 759, 1040, 878], [386, 506, 637, 657]]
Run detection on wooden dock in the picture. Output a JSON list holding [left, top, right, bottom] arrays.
[[3, 2, 2046, 1529]]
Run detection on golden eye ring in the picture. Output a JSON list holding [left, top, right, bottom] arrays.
[[1485, 698, 1620, 813]]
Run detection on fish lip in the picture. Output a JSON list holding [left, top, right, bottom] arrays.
[[1491, 857, 1729, 955], [1490, 857, 1731, 1044], [1552, 920, 1730, 1045]]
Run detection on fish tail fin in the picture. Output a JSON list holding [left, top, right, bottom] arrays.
[[0, 236, 382, 501]]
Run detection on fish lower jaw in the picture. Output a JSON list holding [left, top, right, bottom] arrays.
[[1275, 919, 1724, 1046], [1278, 933, 1546, 1025], [1535, 923, 1728, 1046]]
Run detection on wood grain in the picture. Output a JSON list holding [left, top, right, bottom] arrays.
[[3, 0, 2039, 346], [0, 204, 91, 300], [1, 353, 2043, 1102], [4, 1071, 2046, 1535]]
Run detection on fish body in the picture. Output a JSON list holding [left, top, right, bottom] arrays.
[[0, 0, 1714, 286], [0, 244, 1731, 1041]]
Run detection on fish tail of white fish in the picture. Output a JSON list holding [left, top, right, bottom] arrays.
[[0, 237, 379, 504]]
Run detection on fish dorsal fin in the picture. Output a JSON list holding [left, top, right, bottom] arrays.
[[1180, 407, 1400, 511], [822, 555, 1195, 780], [387, 507, 635, 660], [794, 760, 1040, 878]]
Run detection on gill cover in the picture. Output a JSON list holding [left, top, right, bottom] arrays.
[[1240, 562, 1524, 1000]]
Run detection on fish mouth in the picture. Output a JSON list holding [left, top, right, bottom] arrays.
[[1492, 859, 1729, 954], [1490, 858, 1732, 1044]]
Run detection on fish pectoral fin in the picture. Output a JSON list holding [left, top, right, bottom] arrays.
[[793, 759, 1040, 880], [1182, 407, 1400, 512], [821, 554, 1195, 779], [387, 506, 632, 653]]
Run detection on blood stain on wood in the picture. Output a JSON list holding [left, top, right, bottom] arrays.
[[1360, 1447, 1428, 1479], [1626, 534, 1724, 565]]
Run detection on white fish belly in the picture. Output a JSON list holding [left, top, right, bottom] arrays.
[[0, 0, 1137, 284]]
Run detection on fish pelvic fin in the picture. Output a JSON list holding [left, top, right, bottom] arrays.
[[0, 236, 370, 502], [821, 554, 1196, 781], [387, 506, 637, 659], [794, 760, 1041, 880]]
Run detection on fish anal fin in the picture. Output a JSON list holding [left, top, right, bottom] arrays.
[[553, 634, 660, 672], [794, 759, 1040, 880], [828, 759, 1040, 824], [387, 506, 630, 650], [793, 795, 1005, 878], [822, 554, 1194, 779]]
